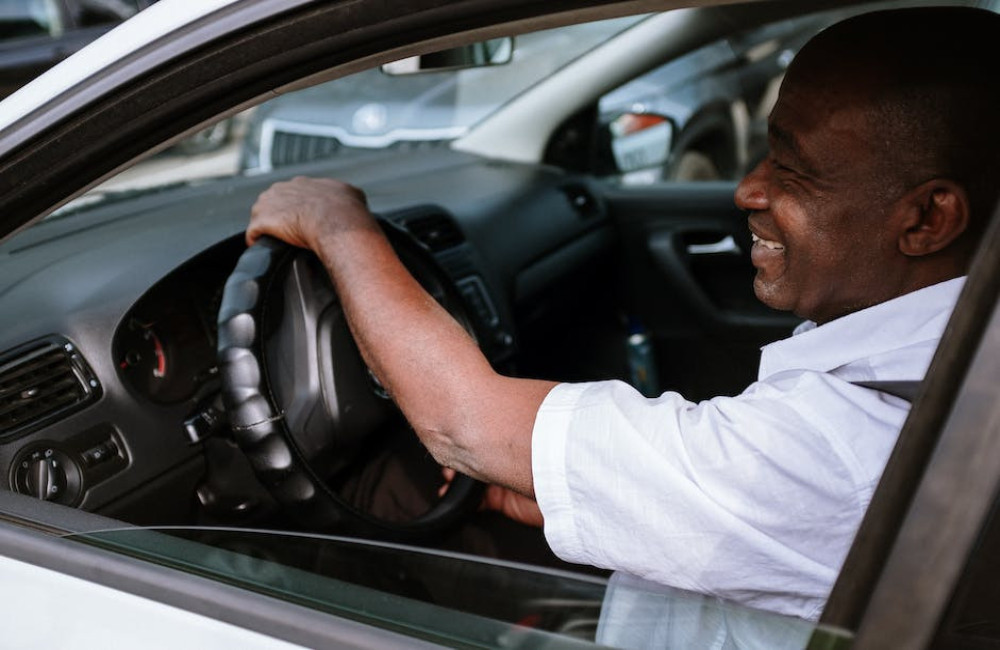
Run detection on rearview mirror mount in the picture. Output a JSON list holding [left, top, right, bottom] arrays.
[[382, 38, 514, 75]]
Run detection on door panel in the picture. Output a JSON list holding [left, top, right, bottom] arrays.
[[607, 181, 799, 400]]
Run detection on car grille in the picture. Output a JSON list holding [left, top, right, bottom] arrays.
[[266, 130, 453, 169], [269, 132, 344, 168]]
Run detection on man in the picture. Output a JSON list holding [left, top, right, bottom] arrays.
[[246, 7, 999, 623]]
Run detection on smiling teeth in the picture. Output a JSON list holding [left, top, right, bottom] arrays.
[[751, 233, 784, 250]]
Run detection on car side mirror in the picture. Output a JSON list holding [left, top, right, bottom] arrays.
[[604, 112, 674, 175], [382, 38, 514, 74]]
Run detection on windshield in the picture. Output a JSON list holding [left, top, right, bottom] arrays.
[[46, 14, 645, 217]]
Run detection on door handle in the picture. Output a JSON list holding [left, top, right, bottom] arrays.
[[686, 234, 741, 256]]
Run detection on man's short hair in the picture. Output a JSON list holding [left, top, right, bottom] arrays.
[[795, 7, 1000, 234]]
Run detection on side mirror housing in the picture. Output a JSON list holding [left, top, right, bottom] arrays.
[[605, 112, 674, 174]]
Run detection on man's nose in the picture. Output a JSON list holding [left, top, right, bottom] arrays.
[[734, 159, 768, 212]]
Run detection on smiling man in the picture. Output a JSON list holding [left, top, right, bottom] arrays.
[[246, 7, 1000, 624], [738, 13, 987, 324]]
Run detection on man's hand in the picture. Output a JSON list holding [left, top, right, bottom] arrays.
[[483, 483, 545, 528], [247, 177, 378, 250], [441, 469, 544, 528]]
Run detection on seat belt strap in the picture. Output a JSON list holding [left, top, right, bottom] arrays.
[[851, 380, 921, 402]]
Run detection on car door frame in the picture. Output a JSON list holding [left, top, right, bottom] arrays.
[[605, 181, 801, 398]]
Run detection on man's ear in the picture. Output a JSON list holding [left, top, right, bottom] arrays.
[[896, 179, 970, 257]]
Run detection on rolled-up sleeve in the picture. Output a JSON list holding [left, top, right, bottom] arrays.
[[531, 376, 906, 620]]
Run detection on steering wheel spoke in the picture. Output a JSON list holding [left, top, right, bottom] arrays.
[[266, 255, 390, 473]]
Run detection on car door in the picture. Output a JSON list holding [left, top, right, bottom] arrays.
[[581, 15, 830, 402], [605, 181, 798, 400], [0, 1, 997, 648]]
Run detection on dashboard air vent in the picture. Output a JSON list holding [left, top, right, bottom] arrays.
[[403, 213, 466, 252], [0, 338, 100, 440]]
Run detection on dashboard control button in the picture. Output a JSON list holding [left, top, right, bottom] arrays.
[[11, 446, 82, 506], [184, 398, 227, 444], [82, 443, 113, 467]]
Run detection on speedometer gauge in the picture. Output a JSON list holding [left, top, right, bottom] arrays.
[[116, 318, 171, 398]]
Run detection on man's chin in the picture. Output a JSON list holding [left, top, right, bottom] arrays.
[[752, 278, 795, 314]]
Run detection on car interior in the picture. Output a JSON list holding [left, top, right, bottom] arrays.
[[0, 2, 821, 536]]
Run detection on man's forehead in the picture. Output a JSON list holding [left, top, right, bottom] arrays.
[[773, 49, 884, 130], [767, 78, 879, 177], [770, 88, 870, 135]]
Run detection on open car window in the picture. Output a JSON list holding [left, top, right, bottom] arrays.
[[64, 526, 845, 648]]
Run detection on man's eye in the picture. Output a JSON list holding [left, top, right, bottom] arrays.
[[770, 157, 793, 173]]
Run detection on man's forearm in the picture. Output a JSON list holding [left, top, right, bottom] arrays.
[[247, 177, 554, 497], [312, 225, 553, 496]]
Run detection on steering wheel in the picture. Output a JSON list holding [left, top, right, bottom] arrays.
[[216, 221, 483, 540]]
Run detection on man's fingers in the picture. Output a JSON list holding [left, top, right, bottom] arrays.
[[437, 467, 458, 497], [482, 484, 544, 527], [247, 176, 375, 251]]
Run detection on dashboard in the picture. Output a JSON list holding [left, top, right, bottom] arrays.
[[0, 148, 616, 526]]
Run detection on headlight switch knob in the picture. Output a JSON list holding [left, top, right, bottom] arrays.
[[11, 447, 82, 505]]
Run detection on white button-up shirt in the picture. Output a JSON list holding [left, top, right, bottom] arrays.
[[531, 278, 964, 621]]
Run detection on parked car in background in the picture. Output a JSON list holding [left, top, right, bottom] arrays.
[[0, 0, 155, 99], [597, 11, 840, 181], [240, 8, 854, 182], [238, 16, 646, 173], [0, 0, 236, 154]]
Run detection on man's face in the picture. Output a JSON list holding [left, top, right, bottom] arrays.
[[734, 66, 904, 324]]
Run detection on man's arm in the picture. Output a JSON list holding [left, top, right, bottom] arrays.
[[247, 177, 556, 498]]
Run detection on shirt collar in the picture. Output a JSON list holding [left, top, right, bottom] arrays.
[[758, 277, 966, 380]]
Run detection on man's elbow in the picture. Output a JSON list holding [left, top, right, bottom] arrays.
[[402, 376, 498, 477], [408, 374, 553, 491]]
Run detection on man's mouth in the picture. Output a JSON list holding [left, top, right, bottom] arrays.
[[751, 233, 785, 251]]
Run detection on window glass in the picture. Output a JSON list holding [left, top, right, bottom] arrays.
[[44, 13, 649, 213], [76, 0, 142, 27], [0, 0, 62, 40], [932, 494, 1000, 648], [239, 15, 646, 174], [596, 9, 861, 185], [68, 527, 842, 648]]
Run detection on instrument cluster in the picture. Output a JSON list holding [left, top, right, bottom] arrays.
[[112, 238, 245, 404]]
